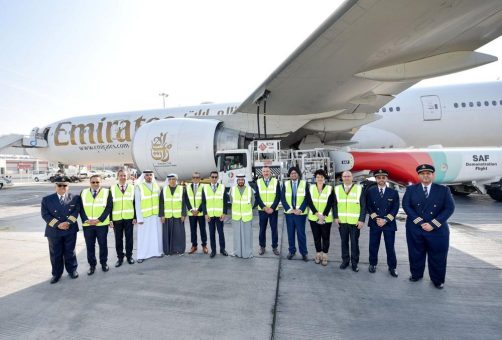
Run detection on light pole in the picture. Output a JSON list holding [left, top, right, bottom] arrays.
[[158, 93, 169, 109]]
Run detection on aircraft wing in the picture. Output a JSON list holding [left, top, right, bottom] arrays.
[[237, 0, 502, 119]]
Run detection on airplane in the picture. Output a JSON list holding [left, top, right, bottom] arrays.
[[14, 0, 502, 201]]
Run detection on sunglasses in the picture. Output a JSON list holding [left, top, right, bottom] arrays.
[[90, 181, 100, 184], [57, 184, 68, 187], [192, 176, 200, 179], [211, 176, 218, 178]]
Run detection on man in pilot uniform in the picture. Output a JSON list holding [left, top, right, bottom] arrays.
[[366, 169, 400, 277], [41, 176, 80, 284], [402, 164, 455, 289]]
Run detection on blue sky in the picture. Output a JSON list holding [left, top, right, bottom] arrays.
[[1, 0, 501, 135]]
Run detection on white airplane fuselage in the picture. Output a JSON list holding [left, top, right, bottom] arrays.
[[27, 81, 502, 164]]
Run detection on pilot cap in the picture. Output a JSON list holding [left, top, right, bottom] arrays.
[[373, 169, 389, 177], [54, 176, 70, 184], [416, 164, 435, 174]]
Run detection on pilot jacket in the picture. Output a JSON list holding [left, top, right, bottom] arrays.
[[366, 185, 400, 268], [402, 183, 455, 284], [41, 193, 80, 278]]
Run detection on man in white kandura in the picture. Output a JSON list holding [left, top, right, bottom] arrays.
[[230, 174, 254, 258], [135, 170, 163, 263]]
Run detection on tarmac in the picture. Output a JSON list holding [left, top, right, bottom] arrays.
[[0, 180, 501, 339]]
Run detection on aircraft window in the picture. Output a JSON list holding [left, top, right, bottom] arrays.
[[382, 108, 386, 112], [469, 102, 473, 107], [389, 107, 393, 112], [477, 101, 481, 107], [454, 103, 458, 108], [500, 100, 502, 105], [492, 100, 497, 106], [484, 101, 489, 106], [461, 102, 466, 108], [396, 106, 400, 111], [434, 104, 438, 109]]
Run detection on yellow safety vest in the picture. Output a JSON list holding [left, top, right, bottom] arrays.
[[111, 184, 135, 221], [308, 185, 333, 222], [81, 188, 110, 226], [231, 185, 253, 222], [257, 177, 278, 211], [205, 183, 225, 217], [139, 182, 160, 218], [186, 183, 205, 216], [163, 185, 183, 218], [284, 180, 308, 215], [335, 184, 362, 225]]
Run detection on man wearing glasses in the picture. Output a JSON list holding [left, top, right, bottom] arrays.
[[41, 176, 81, 284], [185, 172, 208, 254], [80, 175, 113, 275], [204, 171, 229, 258]]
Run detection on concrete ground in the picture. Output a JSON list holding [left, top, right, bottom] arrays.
[[0, 181, 501, 339]]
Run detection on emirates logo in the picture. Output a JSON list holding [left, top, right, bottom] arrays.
[[151, 132, 172, 162]]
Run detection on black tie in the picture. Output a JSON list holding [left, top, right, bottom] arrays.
[[424, 186, 428, 198], [93, 190, 97, 198], [121, 185, 125, 194], [379, 188, 384, 198]]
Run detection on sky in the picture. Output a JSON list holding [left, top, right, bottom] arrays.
[[1, 0, 502, 135]]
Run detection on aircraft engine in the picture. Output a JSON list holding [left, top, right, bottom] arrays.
[[132, 118, 241, 180]]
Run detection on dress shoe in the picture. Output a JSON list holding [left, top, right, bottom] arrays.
[[272, 248, 280, 256], [137, 259, 144, 263], [389, 268, 398, 277], [434, 282, 444, 289], [221, 250, 228, 256], [210, 251, 216, 258], [287, 253, 294, 260], [259, 247, 265, 255], [115, 260, 123, 268], [409, 276, 422, 282], [352, 265, 359, 272], [368, 265, 376, 273], [50, 276, 61, 284], [87, 267, 95, 275], [69, 271, 79, 279], [202, 246, 209, 254], [302, 255, 309, 262], [127, 258, 135, 264], [188, 246, 197, 254], [340, 262, 350, 269], [102, 264, 109, 272]]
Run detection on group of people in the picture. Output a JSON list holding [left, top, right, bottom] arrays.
[[41, 163, 455, 289]]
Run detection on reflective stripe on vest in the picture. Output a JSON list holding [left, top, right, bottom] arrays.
[[205, 184, 225, 217], [231, 185, 253, 222], [257, 177, 277, 210], [163, 185, 183, 218], [335, 184, 362, 224], [81, 188, 110, 226], [111, 184, 135, 220], [308, 185, 333, 222], [284, 180, 308, 215], [186, 183, 205, 216], [139, 182, 160, 218]]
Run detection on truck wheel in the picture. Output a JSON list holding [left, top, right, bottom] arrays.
[[34, 177, 39, 182], [0, 183, 3, 190], [488, 191, 502, 202]]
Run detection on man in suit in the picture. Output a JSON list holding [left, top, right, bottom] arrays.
[[204, 171, 229, 258], [402, 164, 455, 289], [80, 175, 113, 275], [185, 171, 208, 254], [41, 176, 80, 284], [255, 166, 281, 255], [366, 169, 400, 277]]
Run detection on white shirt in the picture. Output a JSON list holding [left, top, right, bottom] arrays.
[[377, 185, 386, 195], [58, 194, 65, 201]]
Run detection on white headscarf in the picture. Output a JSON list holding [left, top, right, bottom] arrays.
[[165, 173, 178, 186], [136, 171, 156, 186]]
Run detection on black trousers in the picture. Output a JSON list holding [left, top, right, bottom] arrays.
[[309, 220, 332, 253], [189, 215, 207, 247], [48, 233, 78, 278], [208, 217, 225, 252], [406, 225, 449, 284], [83, 225, 109, 267], [339, 223, 360, 265], [114, 219, 134, 260], [258, 210, 278, 248], [369, 227, 397, 269]]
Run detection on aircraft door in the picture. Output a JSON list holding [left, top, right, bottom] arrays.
[[421, 95, 442, 121]]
